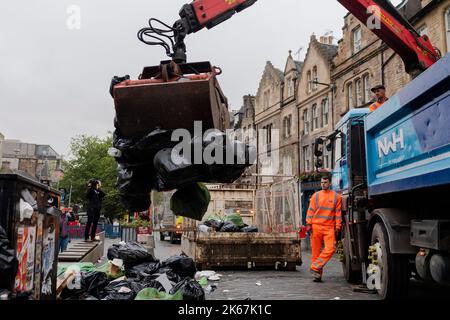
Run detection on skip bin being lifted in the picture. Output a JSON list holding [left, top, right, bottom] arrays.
[[181, 181, 302, 270]]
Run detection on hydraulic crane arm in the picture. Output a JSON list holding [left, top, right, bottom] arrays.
[[139, 0, 440, 75], [338, 0, 440, 75]]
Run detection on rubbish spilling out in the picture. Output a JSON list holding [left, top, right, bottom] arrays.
[[56, 241, 206, 301]]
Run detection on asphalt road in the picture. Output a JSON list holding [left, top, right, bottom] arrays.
[[102, 234, 450, 300]]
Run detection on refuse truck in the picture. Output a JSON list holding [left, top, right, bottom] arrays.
[[153, 191, 183, 244], [314, 53, 450, 299]]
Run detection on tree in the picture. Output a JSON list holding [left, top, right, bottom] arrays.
[[60, 134, 124, 220]]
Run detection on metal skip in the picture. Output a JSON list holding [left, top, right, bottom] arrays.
[[112, 61, 230, 139]]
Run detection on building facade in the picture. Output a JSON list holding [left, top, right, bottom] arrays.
[[1, 139, 63, 185], [331, 0, 450, 126], [234, 95, 258, 186], [298, 35, 338, 175], [255, 54, 303, 185]]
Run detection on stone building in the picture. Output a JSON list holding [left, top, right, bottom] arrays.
[[297, 35, 338, 175], [233, 95, 257, 186], [255, 53, 303, 185], [1, 139, 63, 185], [331, 0, 450, 125]]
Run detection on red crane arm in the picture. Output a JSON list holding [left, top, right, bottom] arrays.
[[338, 0, 440, 74], [180, 0, 440, 74]]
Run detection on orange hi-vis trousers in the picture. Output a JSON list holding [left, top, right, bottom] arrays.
[[310, 224, 336, 274]]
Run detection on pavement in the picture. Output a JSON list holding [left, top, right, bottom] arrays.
[[99, 234, 450, 300]]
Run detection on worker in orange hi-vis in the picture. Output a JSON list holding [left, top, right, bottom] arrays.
[[369, 85, 389, 112], [305, 176, 342, 282]]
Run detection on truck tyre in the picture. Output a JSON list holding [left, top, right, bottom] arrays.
[[342, 234, 362, 284], [159, 232, 164, 241], [371, 222, 409, 299]]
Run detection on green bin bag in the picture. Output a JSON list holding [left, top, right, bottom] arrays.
[[135, 288, 183, 300], [170, 183, 211, 221]]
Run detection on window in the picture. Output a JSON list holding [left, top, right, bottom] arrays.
[[446, 8, 450, 53], [283, 155, 293, 179], [347, 82, 354, 109], [261, 124, 272, 156], [355, 78, 363, 106], [312, 104, 319, 131], [263, 90, 270, 110], [363, 74, 371, 103], [322, 99, 329, 127], [417, 24, 428, 36], [283, 115, 292, 138], [287, 77, 294, 97], [267, 124, 272, 144], [283, 117, 289, 138], [307, 71, 312, 93], [303, 146, 311, 172], [303, 109, 310, 135], [353, 27, 362, 53], [312, 66, 318, 91]]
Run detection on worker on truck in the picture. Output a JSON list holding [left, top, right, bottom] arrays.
[[369, 85, 389, 112], [306, 176, 342, 282]]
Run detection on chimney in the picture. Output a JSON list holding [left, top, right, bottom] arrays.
[[328, 36, 334, 45], [320, 36, 326, 44], [0, 161, 13, 173]]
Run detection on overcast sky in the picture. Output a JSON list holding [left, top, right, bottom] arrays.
[[0, 0, 350, 157]]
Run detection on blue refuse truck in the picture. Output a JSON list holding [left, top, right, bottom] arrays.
[[314, 53, 450, 299]]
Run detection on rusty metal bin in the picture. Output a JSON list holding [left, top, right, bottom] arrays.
[[113, 61, 230, 138]]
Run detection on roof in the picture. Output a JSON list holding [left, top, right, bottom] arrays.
[[274, 67, 284, 80], [316, 42, 338, 62], [294, 61, 304, 73]]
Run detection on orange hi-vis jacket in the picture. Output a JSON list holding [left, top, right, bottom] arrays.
[[369, 97, 388, 112], [307, 190, 342, 230]]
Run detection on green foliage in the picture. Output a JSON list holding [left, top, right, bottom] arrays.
[[299, 171, 331, 182], [60, 134, 124, 220], [120, 217, 152, 228], [152, 191, 164, 207]]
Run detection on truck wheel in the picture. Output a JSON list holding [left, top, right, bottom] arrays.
[[342, 235, 362, 284], [371, 222, 409, 299], [159, 232, 164, 241]]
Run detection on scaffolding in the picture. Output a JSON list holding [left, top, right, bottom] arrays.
[[255, 178, 302, 233]]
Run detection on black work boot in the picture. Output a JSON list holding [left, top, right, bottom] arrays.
[[310, 268, 322, 282]]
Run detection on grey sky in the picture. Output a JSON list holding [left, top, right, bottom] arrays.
[[0, 0, 348, 157]]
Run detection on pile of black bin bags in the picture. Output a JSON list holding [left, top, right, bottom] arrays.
[[112, 126, 255, 220], [61, 241, 204, 301]]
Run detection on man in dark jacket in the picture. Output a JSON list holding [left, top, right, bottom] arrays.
[[85, 179, 106, 241]]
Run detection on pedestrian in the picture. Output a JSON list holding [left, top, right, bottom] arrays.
[[85, 179, 106, 242], [59, 208, 70, 252], [369, 85, 389, 112], [306, 176, 342, 282]]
